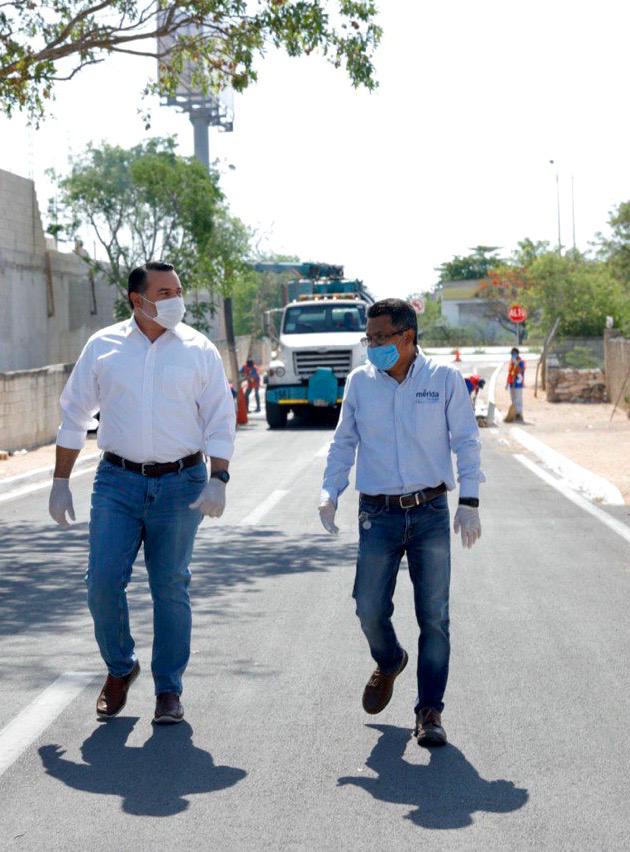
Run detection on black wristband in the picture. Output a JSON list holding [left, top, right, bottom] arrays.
[[458, 497, 479, 508]]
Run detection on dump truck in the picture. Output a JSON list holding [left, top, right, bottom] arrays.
[[253, 262, 374, 429]]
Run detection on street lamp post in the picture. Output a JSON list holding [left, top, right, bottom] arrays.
[[549, 160, 562, 254], [571, 174, 577, 251]]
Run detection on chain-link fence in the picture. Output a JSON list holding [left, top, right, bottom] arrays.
[[546, 338, 604, 370]]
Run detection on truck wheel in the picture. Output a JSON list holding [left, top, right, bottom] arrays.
[[266, 402, 288, 429]]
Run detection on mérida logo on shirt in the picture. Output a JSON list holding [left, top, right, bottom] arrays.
[[416, 390, 440, 403]]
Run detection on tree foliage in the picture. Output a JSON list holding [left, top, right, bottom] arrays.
[[48, 136, 251, 330], [596, 201, 630, 287], [522, 253, 627, 338], [436, 245, 502, 283], [233, 253, 298, 337], [0, 0, 381, 122]]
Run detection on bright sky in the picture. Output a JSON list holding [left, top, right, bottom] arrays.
[[2, 0, 629, 300]]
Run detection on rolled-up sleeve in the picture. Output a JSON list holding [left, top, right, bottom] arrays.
[[198, 345, 236, 461], [321, 376, 360, 505], [57, 341, 100, 449], [445, 369, 485, 498]]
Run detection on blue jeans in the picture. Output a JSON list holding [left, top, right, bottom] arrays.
[[86, 459, 206, 695], [353, 493, 451, 713]]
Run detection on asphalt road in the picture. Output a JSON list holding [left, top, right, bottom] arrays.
[[1, 358, 629, 850]]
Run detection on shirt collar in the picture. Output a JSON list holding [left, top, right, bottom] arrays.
[[408, 349, 426, 377], [125, 315, 190, 341]]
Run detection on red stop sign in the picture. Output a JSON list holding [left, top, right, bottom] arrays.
[[508, 304, 528, 323]]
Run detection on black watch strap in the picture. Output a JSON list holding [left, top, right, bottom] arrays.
[[211, 470, 230, 484], [458, 497, 479, 508]]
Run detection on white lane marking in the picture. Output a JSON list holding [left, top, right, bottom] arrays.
[[0, 465, 98, 505], [239, 490, 289, 526], [514, 454, 630, 546], [315, 441, 331, 458], [511, 427, 624, 505], [0, 672, 96, 778]]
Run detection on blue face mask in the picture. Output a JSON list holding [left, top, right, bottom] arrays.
[[367, 343, 400, 371]]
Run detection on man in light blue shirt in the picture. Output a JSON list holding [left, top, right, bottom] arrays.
[[319, 299, 484, 747]]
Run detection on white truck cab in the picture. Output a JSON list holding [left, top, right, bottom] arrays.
[[265, 282, 373, 429]]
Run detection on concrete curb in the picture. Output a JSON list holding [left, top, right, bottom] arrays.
[[0, 452, 101, 496], [509, 426, 624, 506]]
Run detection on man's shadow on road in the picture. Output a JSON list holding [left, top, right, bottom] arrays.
[[338, 725, 528, 830], [39, 718, 246, 817]]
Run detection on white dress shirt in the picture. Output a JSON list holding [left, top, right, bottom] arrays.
[[57, 317, 235, 463], [321, 351, 484, 503]]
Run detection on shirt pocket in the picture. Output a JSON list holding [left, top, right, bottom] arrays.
[[162, 366, 196, 401]]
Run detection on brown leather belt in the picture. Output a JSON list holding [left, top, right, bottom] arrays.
[[103, 451, 204, 477], [360, 483, 447, 510]]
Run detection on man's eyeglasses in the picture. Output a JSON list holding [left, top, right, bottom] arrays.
[[360, 329, 408, 347]]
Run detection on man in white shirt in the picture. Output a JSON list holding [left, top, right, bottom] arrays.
[[48, 262, 235, 725], [319, 299, 483, 747]]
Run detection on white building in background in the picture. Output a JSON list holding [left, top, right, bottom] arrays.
[[440, 279, 507, 340]]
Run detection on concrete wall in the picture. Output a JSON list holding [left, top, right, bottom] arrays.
[[0, 169, 117, 372], [0, 364, 72, 452], [604, 330, 630, 414]]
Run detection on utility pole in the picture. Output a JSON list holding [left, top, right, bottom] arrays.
[[571, 174, 577, 251], [549, 160, 562, 254]]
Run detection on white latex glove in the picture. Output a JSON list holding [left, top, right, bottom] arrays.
[[49, 478, 76, 526], [453, 505, 481, 549], [318, 498, 339, 535], [189, 478, 226, 518]]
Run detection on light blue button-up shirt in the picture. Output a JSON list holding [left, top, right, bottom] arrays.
[[321, 351, 484, 503]]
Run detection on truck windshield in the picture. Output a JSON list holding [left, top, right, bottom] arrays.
[[283, 304, 367, 334]]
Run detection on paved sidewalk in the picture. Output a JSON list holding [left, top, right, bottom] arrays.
[[495, 366, 630, 503], [0, 437, 99, 480]]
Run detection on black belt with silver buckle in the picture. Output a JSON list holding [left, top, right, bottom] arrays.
[[360, 483, 447, 509], [103, 451, 204, 477]]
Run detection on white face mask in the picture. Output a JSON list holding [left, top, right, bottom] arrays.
[[139, 295, 186, 329]]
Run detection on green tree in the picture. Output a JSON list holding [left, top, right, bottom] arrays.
[[523, 253, 626, 337], [436, 245, 503, 282], [596, 201, 630, 286], [233, 254, 299, 338], [49, 136, 246, 330], [0, 1, 381, 122]]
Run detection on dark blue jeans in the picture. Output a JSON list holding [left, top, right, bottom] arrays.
[[353, 493, 451, 713], [86, 459, 206, 695]]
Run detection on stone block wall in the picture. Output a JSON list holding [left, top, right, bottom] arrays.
[[0, 364, 72, 452], [546, 368, 608, 403]]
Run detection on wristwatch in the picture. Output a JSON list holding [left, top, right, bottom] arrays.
[[458, 497, 479, 508], [211, 470, 230, 484]]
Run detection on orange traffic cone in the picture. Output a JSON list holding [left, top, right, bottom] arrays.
[[453, 348, 461, 363], [237, 385, 248, 426]]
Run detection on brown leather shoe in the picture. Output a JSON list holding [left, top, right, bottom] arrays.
[[415, 707, 447, 747], [153, 692, 184, 725], [362, 649, 408, 715], [96, 661, 140, 720]]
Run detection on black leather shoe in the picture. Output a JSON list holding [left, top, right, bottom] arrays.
[[414, 707, 447, 747]]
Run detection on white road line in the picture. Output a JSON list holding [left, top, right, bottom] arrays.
[[0, 464, 98, 505], [514, 454, 630, 546], [239, 490, 289, 526], [0, 672, 96, 779], [315, 441, 331, 458]]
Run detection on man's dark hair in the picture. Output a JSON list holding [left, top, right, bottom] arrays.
[[127, 261, 175, 307], [367, 298, 418, 345], [511, 347, 520, 356]]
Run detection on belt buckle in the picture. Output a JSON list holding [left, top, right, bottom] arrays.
[[141, 462, 158, 477], [399, 493, 415, 509]]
